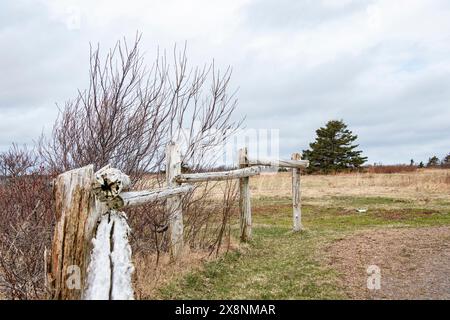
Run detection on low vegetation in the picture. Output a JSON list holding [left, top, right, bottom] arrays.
[[153, 169, 450, 299]]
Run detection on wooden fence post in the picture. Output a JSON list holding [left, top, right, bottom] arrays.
[[239, 147, 252, 242], [166, 142, 184, 261], [291, 153, 303, 232], [47, 165, 106, 299]]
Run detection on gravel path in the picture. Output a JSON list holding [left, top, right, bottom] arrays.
[[325, 226, 450, 299]]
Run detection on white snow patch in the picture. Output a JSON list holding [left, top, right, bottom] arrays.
[[110, 211, 135, 300], [84, 210, 134, 300]]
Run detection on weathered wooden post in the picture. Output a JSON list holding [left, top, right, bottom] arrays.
[[83, 209, 134, 300], [239, 147, 252, 242], [291, 153, 303, 232], [48, 164, 137, 300], [47, 165, 106, 299], [166, 142, 184, 261]]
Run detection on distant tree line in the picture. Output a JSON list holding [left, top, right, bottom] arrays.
[[407, 153, 449, 168], [423, 153, 450, 168], [299, 119, 449, 174]]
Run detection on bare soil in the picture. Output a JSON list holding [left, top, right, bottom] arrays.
[[325, 226, 450, 299]]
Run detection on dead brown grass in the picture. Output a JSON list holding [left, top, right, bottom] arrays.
[[141, 169, 450, 202], [248, 169, 450, 200], [133, 250, 205, 299], [133, 238, 240, 299]]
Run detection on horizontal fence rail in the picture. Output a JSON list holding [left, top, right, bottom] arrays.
[[175, 166, 262, 183], [247, 158, 309, 168], [108, 185, 195, 209]]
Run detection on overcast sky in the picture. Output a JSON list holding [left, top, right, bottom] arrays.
[[1, 0, 450, 164]]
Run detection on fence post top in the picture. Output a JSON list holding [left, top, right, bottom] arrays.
[[291, 152, 302, 160]]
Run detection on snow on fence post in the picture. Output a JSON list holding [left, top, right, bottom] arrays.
[[239, 147, 252, 242], [46, 165, 106, 300], [166, 142, 184, 261], [291, 153, 303, 232], [83, 210, 134, 300]]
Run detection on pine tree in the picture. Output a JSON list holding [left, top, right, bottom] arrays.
[[426, 156, 440, 167], [303, 120, 367, 173], [442, 153, 450, 166]]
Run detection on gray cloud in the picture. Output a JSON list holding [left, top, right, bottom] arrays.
[[243, 0, 374, 32], [1, 0, 449, 164]]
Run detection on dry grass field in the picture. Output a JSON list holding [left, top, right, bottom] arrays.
[[252, 168, 450, 200], [143, 169, 450, 300]]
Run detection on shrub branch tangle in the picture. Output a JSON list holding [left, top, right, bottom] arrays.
[[0, 146, 54, 299], [39, 34, 242, 176], [1, 35, 242, 299]]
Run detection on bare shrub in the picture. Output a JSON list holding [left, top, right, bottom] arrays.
[[38, 34, 241, 177], [127, 179, 239, 263], [184, 180, 238, 254], [36, 33, 243, 294], [0, 143, 37, 178], [0, 34, 241, 299], [364, 165, 418, 174], [0, 146, 54, 299], [131, 179, 238, 299]]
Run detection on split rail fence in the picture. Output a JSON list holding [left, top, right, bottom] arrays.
[[45, 142, 309, 299]]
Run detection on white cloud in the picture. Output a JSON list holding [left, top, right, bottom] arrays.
[[1, 0, 450, 163]]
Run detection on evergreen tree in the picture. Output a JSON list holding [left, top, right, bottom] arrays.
[[426, 156, 440, 167], [442, 153, 450, 166], [418, 161, 424, 168], [303, 120, 367, 173]]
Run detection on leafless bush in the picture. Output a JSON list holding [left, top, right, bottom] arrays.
[[364, 164, 418, 174], [39, 34, 241, 178], [127, 179, 239, 263], [38, 34, 242, 268], [185, 181, 238, 253], [0, 144, 38, 178], [0, 146, 54, 299], [1, 35, 242, 299]]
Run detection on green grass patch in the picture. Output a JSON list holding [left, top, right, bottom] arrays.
[[156, 196, 450, 299]]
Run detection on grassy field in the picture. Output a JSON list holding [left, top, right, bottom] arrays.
[[144, 169, 450, 299]]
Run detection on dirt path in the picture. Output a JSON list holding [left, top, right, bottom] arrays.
[[325, 226, 450, 299]]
